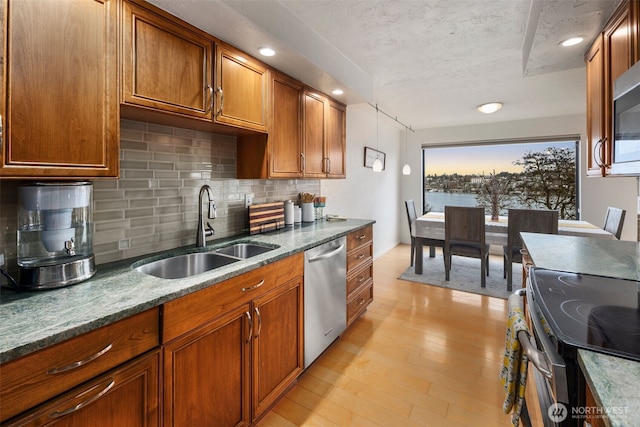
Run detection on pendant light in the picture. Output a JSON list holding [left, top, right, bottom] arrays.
[[372, 105, 383, 172], [402, 126, 411, 175]]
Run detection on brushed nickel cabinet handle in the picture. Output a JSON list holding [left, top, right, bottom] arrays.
[[301, 153, 305, 172], [206, 85, 214, 113], [357, 234, 366, 240], [242, 279, 265, 292], [48, 379, 115, 419], [216, 86, 223, 116], [326, 157, 331, 173], [245, 311, 253, 343], [356, 253, 365, 260], [0, 115, 3, 150], [357, 275, 365, 283], [254, 307, 262, 338], [594, 138, 606, 167], [47, 343, 113, 375]]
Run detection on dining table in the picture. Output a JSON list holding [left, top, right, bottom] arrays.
[[411, 211, 615, 274]]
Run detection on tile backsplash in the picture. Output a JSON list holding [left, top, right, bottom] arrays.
[[0, 120, 319, 271]]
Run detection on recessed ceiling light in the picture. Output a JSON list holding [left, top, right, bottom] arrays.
[[332, 89, 344, 95], [559, 37, 584, 47], [259, 47, 275, 57], [477, 102, 503, 114]]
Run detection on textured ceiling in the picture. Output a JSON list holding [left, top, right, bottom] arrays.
[[147, 0, 619, 130]]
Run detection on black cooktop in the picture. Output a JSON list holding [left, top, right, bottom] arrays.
[[529, 268, 640, 362]]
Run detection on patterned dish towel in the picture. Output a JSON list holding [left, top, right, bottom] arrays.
[[500, 292, 530, 426]]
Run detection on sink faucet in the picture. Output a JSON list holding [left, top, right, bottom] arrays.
[[196, 185, 216, 247]]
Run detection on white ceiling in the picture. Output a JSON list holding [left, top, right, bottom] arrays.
[[147, 0, 619, 130]]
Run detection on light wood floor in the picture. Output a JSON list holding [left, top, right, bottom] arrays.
[[257, 244, 544, 427]]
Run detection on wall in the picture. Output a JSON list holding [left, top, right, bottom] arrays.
[[0, 120, 319, 270], [321, 103, 404, 258], [401, 113, 639, 242]]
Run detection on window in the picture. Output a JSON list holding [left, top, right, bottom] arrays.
[[422, 138, 579, 219]]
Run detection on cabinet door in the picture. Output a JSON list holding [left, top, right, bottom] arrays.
[[586, 35, 606, 177], [215, 44, 268, 132], [5, 350, 160, 427], [122, 1, 214, 121], [1, 0, 118, 178], [302, 90, 327, 177], [604, 4, 633, 172], [251, 278, 304, 421], [326, 100, 346, 178], [163, 303, 251, 427], [269, 72, 303, 178]]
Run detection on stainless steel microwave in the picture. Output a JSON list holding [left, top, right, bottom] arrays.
[[612, 60, 640, 175]]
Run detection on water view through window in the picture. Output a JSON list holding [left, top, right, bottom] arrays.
[[422, 140, 579, 219]]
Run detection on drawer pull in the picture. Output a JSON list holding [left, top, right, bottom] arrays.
[[242, 279, 265, 292], [357, 234, 366, 240], [357, 298, 366, 306], [47, 343, 113, 375], [357, 275, 366, 283], [356, 254, 365, 260], [49, 379, 115, 419]]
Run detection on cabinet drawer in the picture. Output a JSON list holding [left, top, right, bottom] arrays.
[[347, 225, 372, 251], [162, 253, 304, 342], [347, 283, 373, 326], [0, 308, 160, 422], [347, 243, 372, 273], [347, 261, 373, 297], [5, 350, 160, 427]]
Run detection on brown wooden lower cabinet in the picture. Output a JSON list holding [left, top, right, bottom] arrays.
[[346, 226, 374, 326], [2, 240, 373, 426], [585, 383, 607, 427], [162, 254, 304, 426], [163, 303, 252, 427], [5, 350, 160, 427]]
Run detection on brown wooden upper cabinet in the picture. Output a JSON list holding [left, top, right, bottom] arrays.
[[586, 34, 606, 177], [0, 0, 119, 178], [586, 0, 639, 177], [215, 43, 269, 132], [326, 98, 347, 178], [268, 71, 304, 178], [121, 0, 214, 121], [303, 90, 346, 179], [237, 78, 346, 179]]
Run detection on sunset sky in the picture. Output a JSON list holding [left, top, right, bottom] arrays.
[[423, 140, 576, 175]]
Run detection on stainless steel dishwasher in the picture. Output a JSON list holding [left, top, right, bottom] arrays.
[[304, 236, 347, 368]]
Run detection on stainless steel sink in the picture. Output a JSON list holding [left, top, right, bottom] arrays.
[[215, 243, 277, 259], [134, 252, 239, 279]]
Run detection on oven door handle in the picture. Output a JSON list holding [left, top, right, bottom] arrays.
[[512, 289, 552, 379]]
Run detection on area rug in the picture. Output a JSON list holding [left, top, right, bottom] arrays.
[[398, 251, 521, 300]]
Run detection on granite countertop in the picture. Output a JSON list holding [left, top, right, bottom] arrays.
[[520, 232, 640, 281], [0, 219, 374, 364], [578, 350, 640, 427]]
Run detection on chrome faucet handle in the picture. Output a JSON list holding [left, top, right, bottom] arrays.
[[205, 222, 215, 236]]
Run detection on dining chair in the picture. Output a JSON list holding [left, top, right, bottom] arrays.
[[404, 199, 444, 266], [602, 206, 626, 240], [444, 206, 490, 288], [503, 208, 558, 291]]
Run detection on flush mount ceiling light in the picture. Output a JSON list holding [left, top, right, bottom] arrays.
[[258, 47, 275, 57], [559, 37, 584, 47], [332, 89, 344, 95], [477, 102, 503, 114]]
